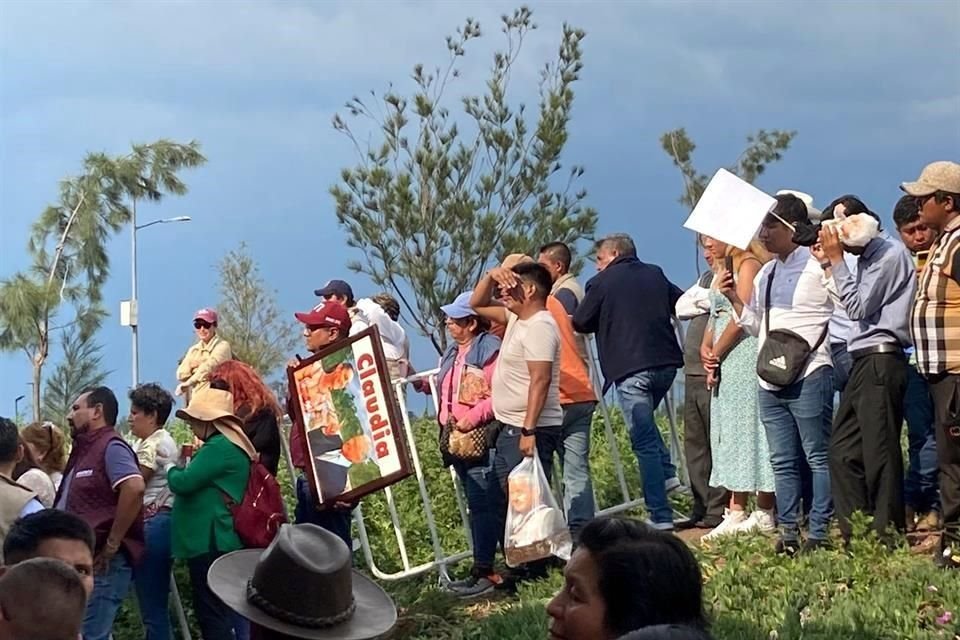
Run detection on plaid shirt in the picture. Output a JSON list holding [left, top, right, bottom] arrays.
[[911, 216, 960, 376]]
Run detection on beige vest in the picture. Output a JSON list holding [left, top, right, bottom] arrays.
[[0, 474, 37, 554]]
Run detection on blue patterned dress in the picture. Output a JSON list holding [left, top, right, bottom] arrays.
[[707, 287, 776, 493]]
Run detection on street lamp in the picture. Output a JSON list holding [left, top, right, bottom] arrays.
[[123, 213, 192, 387], [14, 395, 25, 421]]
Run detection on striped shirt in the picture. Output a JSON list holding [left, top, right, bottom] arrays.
[[911, 216, 960, 376]]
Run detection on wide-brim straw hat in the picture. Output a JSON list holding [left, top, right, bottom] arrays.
[[175, 387, 256, 460]]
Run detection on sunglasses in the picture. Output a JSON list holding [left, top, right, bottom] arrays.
[[194, 321, 213, 330]]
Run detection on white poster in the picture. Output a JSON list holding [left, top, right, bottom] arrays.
[[683, 168, 776, 250]]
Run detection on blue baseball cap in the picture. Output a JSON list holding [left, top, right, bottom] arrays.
[[440, 292, 476, 320]]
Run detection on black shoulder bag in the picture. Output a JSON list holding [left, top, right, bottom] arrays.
[[755, 265, 829, 387]]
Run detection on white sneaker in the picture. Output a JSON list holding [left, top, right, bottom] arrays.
[[702, 509, 747, 541], [665, 477, 692, 496], [733, 508, 776, 534]]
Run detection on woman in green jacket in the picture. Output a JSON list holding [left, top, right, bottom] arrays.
[[167, 384, 255, 640]]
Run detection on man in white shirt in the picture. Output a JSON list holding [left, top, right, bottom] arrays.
[[315, 280, 408, 379], [471, 260, 562, 570], [720, 193, 835, 555]]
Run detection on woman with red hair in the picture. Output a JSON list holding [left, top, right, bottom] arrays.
[[209, 361, 282, 475]]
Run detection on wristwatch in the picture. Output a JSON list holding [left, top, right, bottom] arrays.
[[520, 427, 536, 437], [819, 261, 831, 271]]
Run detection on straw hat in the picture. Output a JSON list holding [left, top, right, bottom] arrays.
[[208, 524, 397, 639], [175, 387, 256, 460]]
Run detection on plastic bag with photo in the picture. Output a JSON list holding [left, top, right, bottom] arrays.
[[504, 455, 572, 567]]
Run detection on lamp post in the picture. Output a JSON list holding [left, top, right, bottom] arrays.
[[126, 212, 191, 387], [14, 395, 25, 422]]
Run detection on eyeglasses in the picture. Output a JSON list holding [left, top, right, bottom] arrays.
[[194, 321, 213, 330], [915, 194, 935, 211], [306, 325, 332, 333]]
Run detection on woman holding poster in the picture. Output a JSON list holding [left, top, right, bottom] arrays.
[[701, 237, 778, 541]]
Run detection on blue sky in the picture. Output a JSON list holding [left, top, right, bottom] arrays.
[[1, 0, 958, 418]]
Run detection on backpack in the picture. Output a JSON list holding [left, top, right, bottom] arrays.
[[222, 461, 288, 548]]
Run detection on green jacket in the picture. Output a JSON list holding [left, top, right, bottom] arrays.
[[168, 433, 250, 559]]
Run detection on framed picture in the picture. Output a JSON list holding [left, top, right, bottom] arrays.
[[287, 326, 412, 507]]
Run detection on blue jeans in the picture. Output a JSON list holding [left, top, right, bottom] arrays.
[[295, 476, 353, 550], [831, 342, 853, 394], [83, 551, 133, 640], [534, 403, 597, 537], [452, 453, 501, 573], [616, 367, 678, 524], [135, 511, 173, 640], [759, 367, 834, 541], [904, 364, 940, 513]]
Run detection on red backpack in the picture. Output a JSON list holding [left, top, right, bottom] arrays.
[[222, 461, 288, 548]]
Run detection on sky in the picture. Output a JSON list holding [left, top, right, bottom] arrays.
[[1, 0, 958, 419]]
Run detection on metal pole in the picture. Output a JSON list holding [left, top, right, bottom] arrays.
[[131, 199, 139, 387], [14, 395, 24, 421]]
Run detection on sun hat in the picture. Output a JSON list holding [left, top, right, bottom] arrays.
[[175, 387, 256, 460], [901, 161, 960, 197], [207, 523, 397, 639]]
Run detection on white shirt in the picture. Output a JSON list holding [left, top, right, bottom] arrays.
[[492, 311, 563, 427], [351, 299, 407, 361], [675, 275, 714, 320], [734, 246, 834, 390], [136, 429, 178, 511]]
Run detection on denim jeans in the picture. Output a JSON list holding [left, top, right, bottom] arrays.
[[534, 402, 596, 538], [83, 551, 133, 640], [616, 367, 678, 525], [759, 366, 834, 541], [295, 475, 353, 550], [831, 342, 854, 394], [903, 364, 940, 513], [492, 424, 562, 493], [451, 452, 501, 573], [135, 511, 173, 639]]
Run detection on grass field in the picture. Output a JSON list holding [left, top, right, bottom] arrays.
[[110, 412, 960, 640]]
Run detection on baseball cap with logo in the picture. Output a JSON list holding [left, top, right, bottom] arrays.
[[313, 279, 354, 300], [194, 308, 218, 324], [901, 161, 960, 197], [294, 300, 351, 333]]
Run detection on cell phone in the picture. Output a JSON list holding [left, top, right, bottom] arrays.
[[724, 255, 734, 273], [915, 251, 929, 271]]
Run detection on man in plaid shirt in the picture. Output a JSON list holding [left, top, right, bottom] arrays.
[[904, 160, 960, 569]]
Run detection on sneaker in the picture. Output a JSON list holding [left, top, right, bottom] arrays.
[[776, 538, 800, 557], [734, 509, 776, 535], [448, 573, 503, 599], [702, 509, 747, 541], [665, 477, 692, 496], [645, 518, 675, 532], [801, 538, 830, 554]]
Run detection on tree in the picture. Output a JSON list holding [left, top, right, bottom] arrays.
[[660, 128, 796, 274], [331, 7, 598, 353], [42, 325, 111, 427], [0, 139, 205, 420], [215, 243, 299, 380]]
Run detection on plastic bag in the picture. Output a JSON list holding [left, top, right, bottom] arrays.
[[504, 455, 572, 567]]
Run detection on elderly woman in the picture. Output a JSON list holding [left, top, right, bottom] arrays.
[[426, 291, 502, 599], [128, 383, 179, 640], [547, 517, 708, 640], [165, 384, 255, 640], [209, 361, 282, 475], [20, 421, 67, 490]]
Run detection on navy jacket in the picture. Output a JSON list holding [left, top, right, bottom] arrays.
[[573, 255, 684, 388]]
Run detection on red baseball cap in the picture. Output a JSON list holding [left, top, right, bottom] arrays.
[[294, 301, 351, 332]]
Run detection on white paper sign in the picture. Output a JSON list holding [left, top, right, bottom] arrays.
[[683, 169, 776, 250]]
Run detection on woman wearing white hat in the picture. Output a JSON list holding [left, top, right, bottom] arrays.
[[165, 384, 256, 640]]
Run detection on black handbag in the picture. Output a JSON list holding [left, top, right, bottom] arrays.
[[756, 265, 828, 387]]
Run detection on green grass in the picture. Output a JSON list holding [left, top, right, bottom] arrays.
[[112, 412, 959, 639]]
